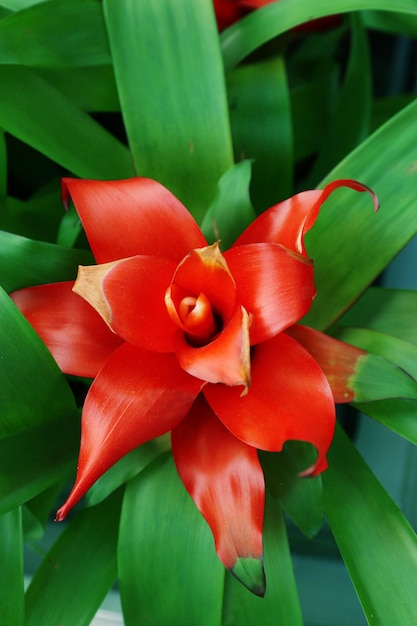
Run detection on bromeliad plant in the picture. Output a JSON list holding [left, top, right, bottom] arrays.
[[11, 176, 377, 594], [2, 1, 417, 625]]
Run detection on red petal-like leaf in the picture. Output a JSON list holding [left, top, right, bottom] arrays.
[[225, 243, 315, 344], [56, 343, 202, 520], [204, 333, 335, 475], [172, 395, 265, 595], [234, 180, 378, 256], [166, 243, 237, 327], [173, 306, 251, 387], [10, 282, 122, 377], [286, 325, 366, 403], [62, 178, 207, 264], [74, 256, 177, 352]]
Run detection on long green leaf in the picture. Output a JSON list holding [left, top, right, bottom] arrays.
[[221, 0, 417, 71], [222, 494, 303, 626], [103, 0, 234, 222], [227, 55, 293, 211], [0, 0, 110, 68], [302, 99, 417, 329], [323, 425, 417, 625], [0, 65, 133, 179], [0, 230, 93, 292], [25, 489, 123, 626], [118, 454, 224, 626], [355, 398, 417, 446], [0, 508, 24, 626]]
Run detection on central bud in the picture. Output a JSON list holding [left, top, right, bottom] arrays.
[[165, 242, 237, 348]]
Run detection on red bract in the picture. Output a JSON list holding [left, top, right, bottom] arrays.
[[213, 0, 341, 33], [10, 177, 377, 595]]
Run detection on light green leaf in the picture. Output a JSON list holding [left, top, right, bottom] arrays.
[[0, 0, 110, 68], [336, 326, 417, 382], [103, 0, 234, 222], [227, 55, 293, 211], [222, 494, 303, 626], [302, 99, 417, 330], [0, 65, 134, 179], [356, 398, 417, 447], [201, 161, 256, 249], [350, 352, 417, 401], [25, 489, 123, 626], [336, 287, 417, 345], [0, 230, 93, 292], [0, 508, 24, 626], [323, 425, 417, 625], [119, 454, 224, 626]]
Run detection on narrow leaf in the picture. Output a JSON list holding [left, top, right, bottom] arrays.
[[201, 160, 256, 248], [0, 508, 24, 626], [324, 425, 417, 625], [0, 65, 133, 179], [118, 454, 224, 626], [25, 489, 123, 626], [103, 0, 234, 222]]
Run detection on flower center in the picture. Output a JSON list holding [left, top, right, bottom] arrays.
[[167, 290, 221, 346]]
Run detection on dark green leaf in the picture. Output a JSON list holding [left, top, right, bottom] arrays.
[[25, 488, 123, 626], [323, 425, 417, 625], [0, 65, 133, 179], [0, 0, 110, 68], [227, 55, 293, 211], [201, 160, 256, 248], [0, 508, 24, 626], [103, 0, 234, 222], [119, 454, 224, 626], [302, 99, 417, 330]]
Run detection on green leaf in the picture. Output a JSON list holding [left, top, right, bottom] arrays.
[[103, 0, 234, 222], [336, 327, 417, 382], [0, 0, 110, 68], [323, 425, 417, 625], [118, 454, 224, 626], [261, 443, 324, 539], [0, 508, 24, 626], [221, 0, 417, 71], [363, 9, 417, 36], [355, 398, 417, 447], [349, 351, 417, 401], [25, 488, 123, 626], [0, 65, 134, 179], [201, 160, 256, 249], [336, 287, 417, 345], [226, 55, 293, 211], [302, 99, 417, 330], [306, 13, 371, 185], [0, 230, 93, 292], [0, 417, 79, 516], [222, 494, 303, 626]]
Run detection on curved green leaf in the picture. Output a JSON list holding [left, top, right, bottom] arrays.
[[0, 230, 93, 292], [221, 0, 417, 71], [356, 398, 417, 447], [324, 425, 417, 625], [302, 99, 417, 330], [118, 454, 224, 626], [25, 488, 123, 626], [103, 0, 234, 222]]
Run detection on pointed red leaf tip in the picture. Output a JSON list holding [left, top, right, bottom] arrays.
[[172, 396, 265, 596], [286, 325, 367, 403]]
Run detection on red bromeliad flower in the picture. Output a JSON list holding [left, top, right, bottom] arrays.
[[11, 177, 377, 595], [214, 0, 341, 33]]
